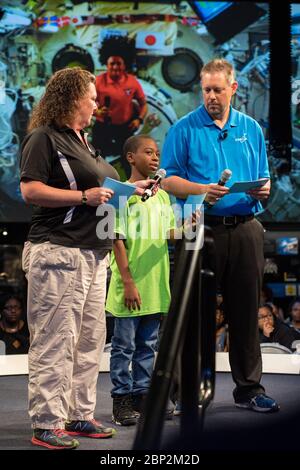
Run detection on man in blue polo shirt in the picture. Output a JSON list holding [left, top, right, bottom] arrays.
[[162, 58, 279, 413]]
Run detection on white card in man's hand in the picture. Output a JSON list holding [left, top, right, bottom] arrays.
[[229, 178, 269, 193]]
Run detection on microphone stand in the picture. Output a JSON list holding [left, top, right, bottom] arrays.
[[132, 226, 217, 451]]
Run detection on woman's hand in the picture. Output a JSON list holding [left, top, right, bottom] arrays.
[[94, 106, 110, 119], [20, 180, 113, 208], [128, 118, 141, 131], [262, 321, 274, 337], [85, 187, 114, 206]]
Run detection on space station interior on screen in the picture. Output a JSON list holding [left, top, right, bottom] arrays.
[[2, 1, 296, 223]]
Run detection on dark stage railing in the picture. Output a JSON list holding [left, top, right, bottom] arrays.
[[133, 225, 217, 451]]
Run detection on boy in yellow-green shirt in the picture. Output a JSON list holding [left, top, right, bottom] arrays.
[[106, 135, 175, 426]]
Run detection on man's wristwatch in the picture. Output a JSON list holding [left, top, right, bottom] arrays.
[[81, 190, 88, 205]]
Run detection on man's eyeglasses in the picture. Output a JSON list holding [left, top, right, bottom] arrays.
[[258, 313, 273, 320]]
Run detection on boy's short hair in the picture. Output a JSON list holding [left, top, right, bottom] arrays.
[[123, 134, 154, 158]]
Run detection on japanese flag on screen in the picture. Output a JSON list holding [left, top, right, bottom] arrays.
[[136, 31, 165, 50]]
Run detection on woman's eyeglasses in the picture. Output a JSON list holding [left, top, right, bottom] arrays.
[[258, 313, 273, 320]]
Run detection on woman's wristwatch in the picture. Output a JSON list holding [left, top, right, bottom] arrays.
[[81, 190, 88, 205]]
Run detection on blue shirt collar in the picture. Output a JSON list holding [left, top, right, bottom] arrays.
[[200, 105, 239, 128]]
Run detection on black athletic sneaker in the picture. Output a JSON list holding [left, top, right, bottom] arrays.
[[31, 428, 79, 450], [132, 394, 174, 420], [112, 395, 138, 426]]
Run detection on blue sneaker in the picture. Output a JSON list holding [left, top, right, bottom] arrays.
[[65, 419, 115, 438], [235, 394, 280, 413]]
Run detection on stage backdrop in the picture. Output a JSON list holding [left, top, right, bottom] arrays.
[[0, 1, 271, 221]]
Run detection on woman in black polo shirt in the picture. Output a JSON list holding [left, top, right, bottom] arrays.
[[20, 67, 151, 450]]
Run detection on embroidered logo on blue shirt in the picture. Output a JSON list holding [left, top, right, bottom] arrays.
[[235, 133, 247, 143]]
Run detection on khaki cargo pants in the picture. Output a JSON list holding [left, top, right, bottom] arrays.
[[22, 241, 108, 429]]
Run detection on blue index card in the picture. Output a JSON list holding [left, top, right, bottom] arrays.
[[102, 177, 136, 209], [229, 178, 269, 193], [184, 194, 206, 219]]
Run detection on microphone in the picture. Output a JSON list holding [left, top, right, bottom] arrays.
[[218, 168, 232, 186], [141, 168, 166, 202], [103, 96, 111, 124], [207, 168, 232, 209], [218, 130, 228, 141]]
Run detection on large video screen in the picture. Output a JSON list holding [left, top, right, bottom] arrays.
[[0, 1, 269, 222], [192, 1, 234, 23], [270, 3, 300, 224], [260, 2, 300, 224]]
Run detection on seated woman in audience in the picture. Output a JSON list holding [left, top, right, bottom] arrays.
[[285, 298, 300, 333], [0, 295, 29, 354], [258, 304, 300, 352], [216, 303, 229, 352], [260, 285, 285, 321]]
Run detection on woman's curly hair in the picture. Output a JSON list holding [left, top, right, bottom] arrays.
[[99, 36, 136, 70], [28, 67, 95, 131]]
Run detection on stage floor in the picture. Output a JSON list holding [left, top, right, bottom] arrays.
[[0, 372, 299, 452]]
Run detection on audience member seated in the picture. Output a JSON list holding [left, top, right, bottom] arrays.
[[216, 301, 229, 352], [285, 298, 300, 333], [270, 302, 285, 322], [0, 246, 26, 288], [258, 304, 300, 352], [0, 295, 29, 354], [260, 285, 285, 321]]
